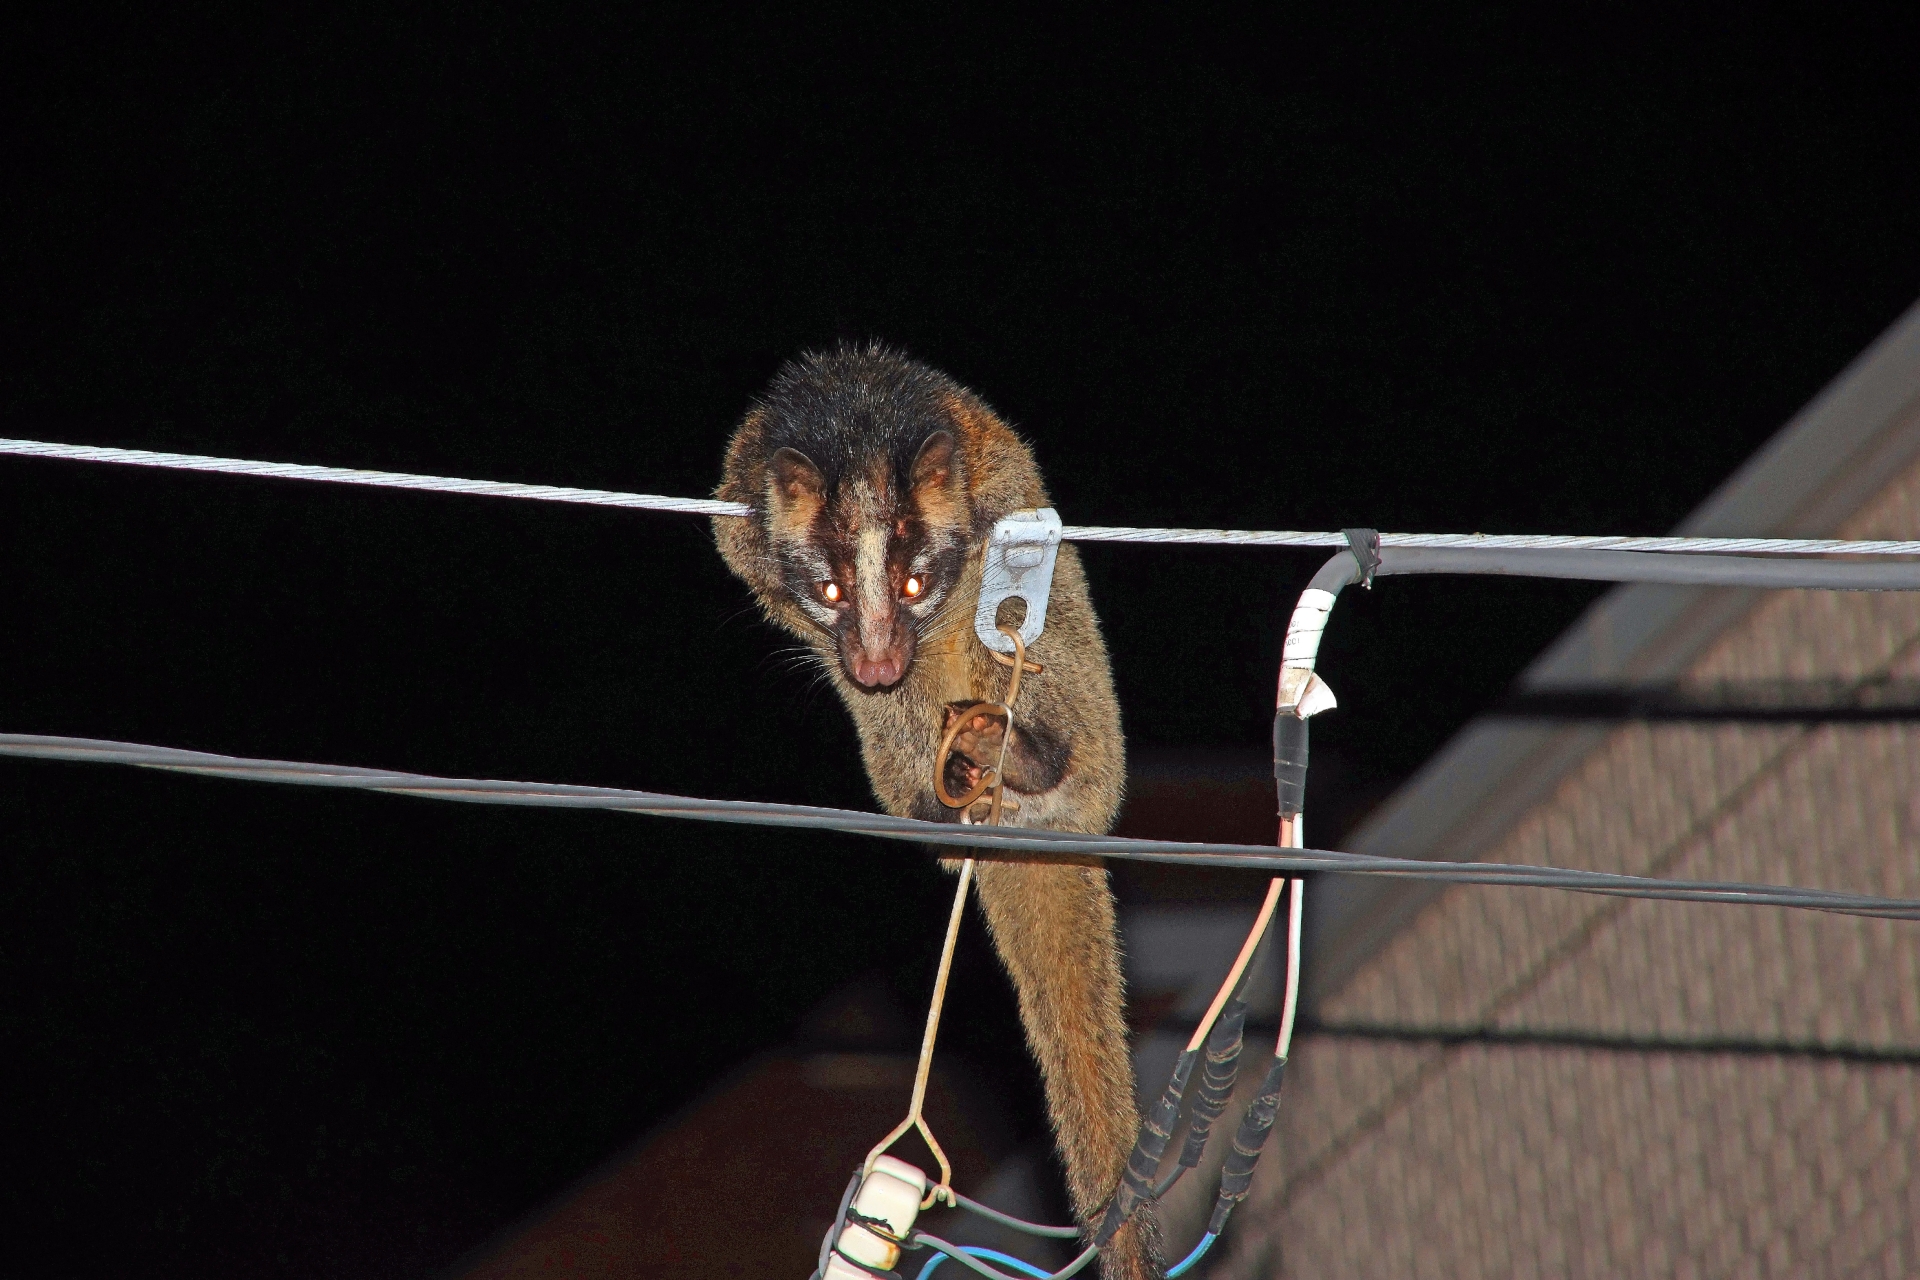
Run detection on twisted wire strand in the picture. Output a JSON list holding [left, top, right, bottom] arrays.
[[1059, 525, 1920, 556], [0, 438, 753, 517], [5, 733, 1917, 920], [8, 437, 1920, 557]]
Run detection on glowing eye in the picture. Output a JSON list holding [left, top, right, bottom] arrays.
[[904, 576, 923, 598], [823, 581, 841, 602]]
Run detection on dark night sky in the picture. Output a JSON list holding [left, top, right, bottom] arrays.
[[3, 5, 1919, 1276]]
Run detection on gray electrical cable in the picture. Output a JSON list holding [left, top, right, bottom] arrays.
[[946, 1193, 1083, 1240], [908, 1233, 1098, 1280], [4, 733, 1917, 920], [9, 437, 1920, 559]]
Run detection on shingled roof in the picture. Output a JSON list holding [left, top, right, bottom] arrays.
[[1206, 300, 1920, 1277]]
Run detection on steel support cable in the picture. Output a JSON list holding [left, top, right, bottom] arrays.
[[1371, 544, 1920, 588], [3, 733, 1918, 920], [10, 437, 1920, 561], [0, 438, 751, 517]]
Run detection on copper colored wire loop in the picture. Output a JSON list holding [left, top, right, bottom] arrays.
[[932, 625, 1033, 815], [933, 702, 1006, 810], [864, 625, 1040, 1211]]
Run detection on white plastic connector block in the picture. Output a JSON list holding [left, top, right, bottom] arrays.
[[823, 1156, 929, 1279], [974, 507, 1063, 656]]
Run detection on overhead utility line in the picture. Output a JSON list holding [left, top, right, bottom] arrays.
[[6, 437, 1920, 560], [5, 733, 1917, 921]]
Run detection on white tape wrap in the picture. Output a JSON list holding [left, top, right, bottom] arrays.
[[1281, 587, 1337, 667], [1278, 587, 1340, 715]]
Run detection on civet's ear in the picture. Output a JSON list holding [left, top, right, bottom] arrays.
[[910, 430, 957, 495], [910, 430, 965, 532], [767, 447, 826, 539], [917, 429, 967, 495]]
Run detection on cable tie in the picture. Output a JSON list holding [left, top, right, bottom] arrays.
[[1341, 527, 1382, 587]]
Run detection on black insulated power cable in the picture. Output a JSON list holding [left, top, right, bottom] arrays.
[[4, 734, 1917, 919]]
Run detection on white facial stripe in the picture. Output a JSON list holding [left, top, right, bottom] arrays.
[[855, 524, 889, 630]]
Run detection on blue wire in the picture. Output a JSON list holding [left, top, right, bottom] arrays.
[[912, 1234, 1214, 1280], [1166, 1232, 1218, 1277], [914, 1245, 1055, 1280]]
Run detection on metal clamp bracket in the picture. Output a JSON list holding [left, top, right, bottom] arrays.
[[974, 507, 1063, 655]]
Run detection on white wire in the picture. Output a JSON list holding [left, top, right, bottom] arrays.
[[1276, 877, 1305, 1061], [8, 437, 1920, 557]]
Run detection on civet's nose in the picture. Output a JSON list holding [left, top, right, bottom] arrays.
[[851, 652, 905, 688]]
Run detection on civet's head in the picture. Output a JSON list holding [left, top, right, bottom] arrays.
[[715, 345, 1042, 691]]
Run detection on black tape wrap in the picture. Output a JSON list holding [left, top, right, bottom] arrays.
[[1178, 997, 1249, 1167], [1094, 1047, 1198, 1246], [1274, 713, 1309, 817], [1207, 1057, 1289, 1235], [1342, 527, 1382, 587]]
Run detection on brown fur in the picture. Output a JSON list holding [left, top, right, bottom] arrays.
[[714, 346, 1160, 1278]]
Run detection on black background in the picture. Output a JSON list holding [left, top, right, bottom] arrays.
[[3, 5, 1918, 1276]]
